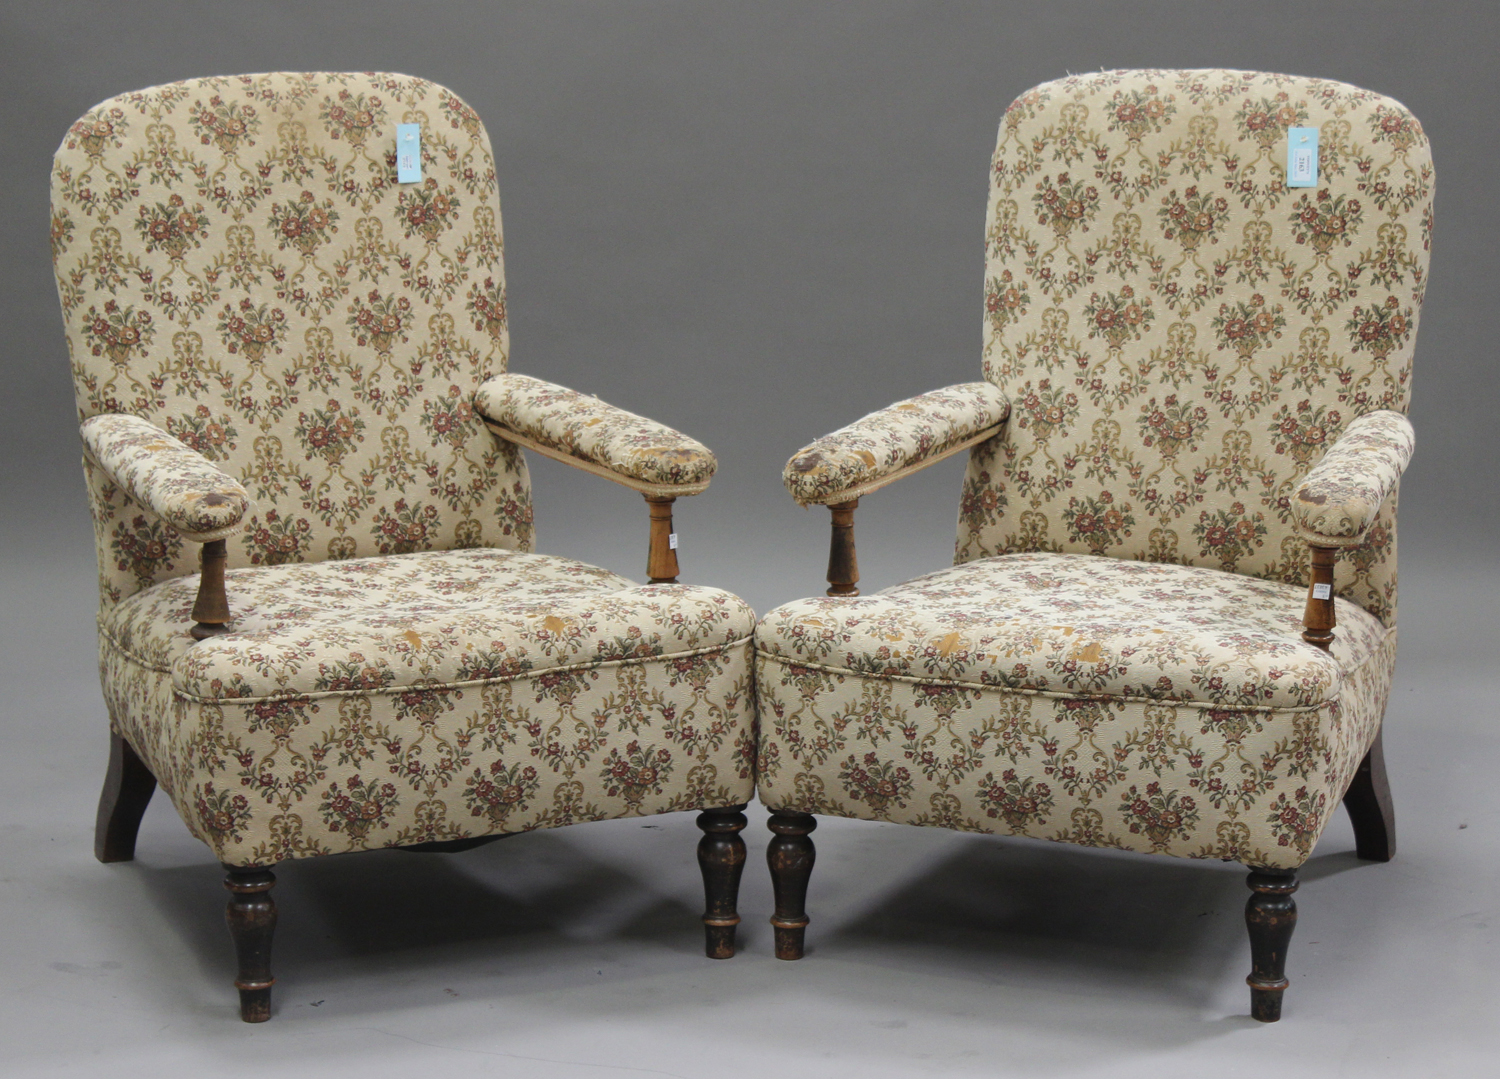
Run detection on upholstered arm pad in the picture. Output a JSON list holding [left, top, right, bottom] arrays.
[[475, 373, 717, 494], [80, 414, 251, 541], [1293, 410, 1415, 546], [783, 382, 1009, 505]]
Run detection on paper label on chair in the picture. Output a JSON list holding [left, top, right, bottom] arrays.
[[1312, 582, 1332, 600], [397, 124, 422, 183], [1287, 127, 1319, 187], [668, 533, 678, 550]]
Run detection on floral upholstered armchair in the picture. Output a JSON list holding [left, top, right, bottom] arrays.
[[757, 70, 1431, 1021], [52, 73, 756, 1022]]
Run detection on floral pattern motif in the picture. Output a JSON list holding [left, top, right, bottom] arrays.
[[1293, 410, 1414, 545], [959, 69, 1432, 627], [81, 413, 250, 540], [475, 373, 716, 491], [756, 557, 1395, 870], [54, 74, 754, 866], [100, 547, 757, 862], [758, 553, 1384, 710], [783, 382, 1009, 505], [53, 73, 530, 608], [762, 70, 1431, 873]]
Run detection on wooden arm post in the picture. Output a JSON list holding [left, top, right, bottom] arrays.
[[646, 496, 679, 584], [190, 538, 232, 641], [826, 498, 859, 597], [1301, 544, 1336, 651]]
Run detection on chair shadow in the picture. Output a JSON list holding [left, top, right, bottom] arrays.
[[801, 828, 1382, 1038], [129, 827, 705, 1017]]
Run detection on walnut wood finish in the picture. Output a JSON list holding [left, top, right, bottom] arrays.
[[826, 499, 859, 597], [224, 865, 277, 1023], [646, 495, 680, 583], [767, 810, 817, 960], [94, 732, 157, 863], [696, 803, 748, 959], [1301, 543, 1337, 651], [190, 538, 232, 641], [1245, 867, 1298, 1022], [1343, 727, 1396, 861]]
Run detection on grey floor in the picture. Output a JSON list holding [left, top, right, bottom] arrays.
[[2, 552, 1496, 1079]]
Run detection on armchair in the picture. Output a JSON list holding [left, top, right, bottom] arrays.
[[756, 69, 1432, 1021], [53, 72, 755, 1022]]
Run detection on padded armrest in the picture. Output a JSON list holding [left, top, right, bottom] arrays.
[[1293, 410, 1414, 547], [475, 373, 717, 495], [783, 382, 1009, 506], [80, 414, 250, 541]]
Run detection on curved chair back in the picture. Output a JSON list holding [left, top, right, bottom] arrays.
[[52, 72, 530, 606], [959, 69, 1433, 624]]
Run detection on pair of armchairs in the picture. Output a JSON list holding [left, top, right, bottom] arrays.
[[53, 70, 1430, 1025]]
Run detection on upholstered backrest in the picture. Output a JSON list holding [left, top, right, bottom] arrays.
[[957, 69, 1432, 624], [52, 72, 531, 607]]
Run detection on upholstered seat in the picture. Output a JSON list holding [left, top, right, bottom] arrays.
[[100, 549, 754, 858], [758, 552, 1390, 860]]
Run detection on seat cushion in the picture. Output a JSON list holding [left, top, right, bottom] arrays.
[[755, 552, 1395, 870], [99, 549, 757, 863], [103, 548, 749, 701], [756, 552, 1386, 710]]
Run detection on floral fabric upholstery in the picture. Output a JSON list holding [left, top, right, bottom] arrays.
[[756, 551, 1393, 870], [102, 547, 756, 863], [784, 382, 1009, 506], [1294, 410, 1414, 546], [475, 373, 716, 491], [53, 73, 531, 608], [54, 73, 755, 868], [758, 553, 1383, 710], [81, 413, 251, 541], [959, 69, 1432, 627]]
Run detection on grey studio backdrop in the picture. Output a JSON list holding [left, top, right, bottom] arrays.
[[1, 3, 1497, 1078]]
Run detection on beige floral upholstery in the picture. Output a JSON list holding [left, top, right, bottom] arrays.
[[757, 552, 1391, 869], [101, 548, 755, 862], [760, 70, 1433, 881], [55, 72, 532, 609], [81, 413, 251, 541], [476, 373, 716, 492], [959, 68, 1431, 627], [51, 73, 754, 878], [784, 382, 1009, 505], [1294, 410, 1414, 546]]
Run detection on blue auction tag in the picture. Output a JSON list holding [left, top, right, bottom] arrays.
[[396, 123, 422, 183], [1287, 126, 1318, 188]]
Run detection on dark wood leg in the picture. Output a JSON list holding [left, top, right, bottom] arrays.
[[696, 803, 748, 959], [1343, 728, 1395, 862], [94, 732, 157, 863], [1245, 867, 1298, 1022], [767, 810, 817, 960], [223, 865, 277, 1023]]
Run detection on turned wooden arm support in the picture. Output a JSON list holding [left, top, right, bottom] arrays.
[[645, 495, 680, 584], [825, 498, 860, 597], [191, 538, 232, 640], [1301, 543, 1337, 652]]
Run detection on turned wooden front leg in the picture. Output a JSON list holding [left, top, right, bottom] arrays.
[[646, 495, 679, 583], [224, 864, 277, 1023], [191, 538, 232, 641], [1245, 867, 1299, 1022], [826, 498, 859, 597], [1301, 544, 1336, 651]]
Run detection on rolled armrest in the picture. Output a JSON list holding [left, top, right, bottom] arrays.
[[80, 414, 250, 541], [783, 382, 1009, 505], [1293, 410, 1414, 546], [475, 373, 717, 494]]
